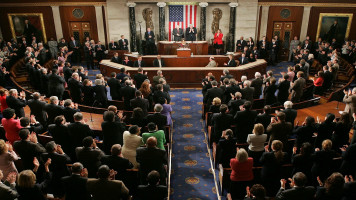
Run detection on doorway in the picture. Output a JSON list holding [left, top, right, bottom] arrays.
[[69, 22, 93, 44], [272, 22, 295, 61]]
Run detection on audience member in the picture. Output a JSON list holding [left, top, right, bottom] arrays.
[[1, 108, 22, 144], [137, 170, 168, 200], [122, 126, 143, 168], [146, 104, 167, 131], [217, 129, 237, 168], [234, 101, 257, 143], [6, 89, 26, 118], [275, 172, 315, 200], [142, 122, 166, 150], [0, 139, 18, 181], [101, 111, 126, 154], [61, 162, 91, 200], [247, 123, 267, 166]]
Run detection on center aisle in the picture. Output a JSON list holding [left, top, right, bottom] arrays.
[[170, 88, 219, 200]]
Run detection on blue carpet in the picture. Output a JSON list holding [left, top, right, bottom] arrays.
[[170, 89, 218, 200]]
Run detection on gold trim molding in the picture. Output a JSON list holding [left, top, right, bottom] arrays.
[[8, 13, 47, 43], [0, 2, 106, 7], [316, 13, 353, 41], [258, 2, 356, 8]]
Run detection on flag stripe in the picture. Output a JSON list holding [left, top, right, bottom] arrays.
[[169, 5, 197, 41]]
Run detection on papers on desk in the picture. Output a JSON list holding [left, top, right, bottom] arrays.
[[177, 48, 191, 50]]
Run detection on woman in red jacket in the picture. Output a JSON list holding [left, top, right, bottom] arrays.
[[313, 71, 324, 95], [1, 108, 21, 144], [213, 29, 223, 55], [0, 89, 8, 113], [230, 148, 254, 199]]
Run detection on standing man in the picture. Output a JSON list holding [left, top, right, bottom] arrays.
[[236, 36, 247, 51], [289, 36, 300, 62], [69, 36, 81, 64], [48, 38, 58, 59], [95, 41, 106, 63], [145, 28, 156, 55], [343, 88, 356, 115], [269, 38, 279, 66], [172, 26, 183, 42], [291, 71, 306, 103], [109, 40, 119, 50], [185, 24, 197, 41], [119, 35, 129, 50], [84, 42, 94, 70]]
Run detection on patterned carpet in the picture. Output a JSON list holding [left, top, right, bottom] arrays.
[[170, 88, 219, 200]]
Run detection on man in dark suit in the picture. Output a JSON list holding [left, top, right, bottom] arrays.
[[145, 28, 156, 55], [211, 104, 233, 143], [269, 38, 279, 66], [44, 96, 64, 125], [76, 136, 105, 178], [185, 24, 197, 41], [108, 72, 122, 100], [281, 101, 297, 127], [146, 104, 167, 131], [68, 113, 93, 153], [203, 80, 224, 107], [239, 53, 249, 65], [137, 170, 168, 200], [302, 40, 312, 51], [236, 36, 247, 51], [228, 92, 245, 116], [118, 35, 129, 50], [13, 129, 46, 170], [23, 19, 36, 42], [153, 84, 171, 104], [255, 105, 274, 131], [275, 172, 315, 200], [224, 54, 237, 67], [116, 67, 130, 82], [95, 41, 106, 63], [63, 62, 73, 83], [6, 89, 26, 118], [120, 80, 136, 110], [133, 56, 146, 67], [241, 80, 255, 102], [63, 99, 80, 123], [111, 52, 122, 64], [61, 162, 91, 200], [101, 144, 133, 182], [220, 69, 234, 83], [153, 55, 165, 67], [172, 26, 183, 41], [277, 75, 291, 105], [48, 68, 65, 100], [134, 67, 148, 89], [42, 141, 71, 197], [322, 65, 333, 91], [48, 116, 71, 155], [69, 36, 81, 64], [251, 72, 263, 99], [101, 111, 126, 154], [136, 137, 168, 185], [84, 42, 94, 70], [87, 165, 129, 199], [28, 92, 47, 127], [108, 40, 119, 50], [234, 101, 257, 142], [267, 112, 293, 151], [130, 90, 149, 116], [68, 73, 83, 104], [58, 38, 68, 49], [291, 71, 306, 103]]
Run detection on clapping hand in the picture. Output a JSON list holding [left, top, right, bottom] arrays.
[[29, 132, 38, 144], [317, 176, 323, 186], [81, 168, 88, 177], [345, 175, 354, 183], [6, 141, 13, 152], [6, 172, 17, 184], [280, 179, 287, 189], [109, 169, 117, 180]]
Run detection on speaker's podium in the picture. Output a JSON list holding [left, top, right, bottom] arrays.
[[177, 48, 191, 57]]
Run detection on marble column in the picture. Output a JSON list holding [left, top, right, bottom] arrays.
[[157, 2, 166, 41], [227, 3, 238, 52], [51, 6, 63, 40], [127, 2, 137, 52], [259, 5, 270, 40], [199, 2, 208, 41], [300, 6, 312, 41], [95, 5, 106, 43]]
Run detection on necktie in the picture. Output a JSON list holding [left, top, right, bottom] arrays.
[[139, 61, 141, 67]]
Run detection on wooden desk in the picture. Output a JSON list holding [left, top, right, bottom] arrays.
[[99, 59, 267, 88], [177, 49, 191, 57], [295, 101, 345, 123], [158, 41, 208, 55], [125, 53, 240, 67]]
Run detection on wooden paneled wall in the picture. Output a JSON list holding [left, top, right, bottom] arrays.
[[0, 6, 56, 42], [307, 7, 356, 41], [59, 6, 98, 42], [266, 6, 304, 41]]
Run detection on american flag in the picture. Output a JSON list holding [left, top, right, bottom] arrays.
[[169, 5, 197, 41]]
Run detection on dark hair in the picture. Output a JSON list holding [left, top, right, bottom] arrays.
[[325, 113, 335, 124], [19, 129, 30, 140], [293, 172, 307, 187], [135, 90, 142, 97], [300, 142, 313, 157], [277, 112, 286, 121], [219, 104, 228, 113], [54, 115, 65, 126], [132, 108, 144, 119], [110, 72, 116, 77], [20, 117, 30, 127], [129, 125, 139, 134], [243, 101, 252, 110], [339, 112, 351, 126], [71, 162, 83, 174], [147, 170, 160, 185], [147, 122, 156, 131], [97, 165, 110, 179], [272, 140, 284, 162], [2, 108, 15, 119], [156, 84, 163, 91], [111, 144, 122, 156], [249, 184, 266, 200], [103, 111, 115, 122], [45, 141, 56, 153], [263, 105, 271, 114], [305, 116, 315, 126], [225, 129, 233, 140], [324, 173, 345, 198], [283, 74, 289, 80], [120, 67, 126, 73], [83, 136, 93, 148], [158, 97, 166, 105]]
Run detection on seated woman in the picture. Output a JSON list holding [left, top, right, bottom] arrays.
[[0, 139, 18, 181], [129, 108, 147, 127], [217, 129, 237, 168], [209, 97, 221, 113], [247, 123, 267, 166], [260, 140, 288, 197], [158, 97, 173, 126], [230, 148, 254, 200], [316, 172, 345, 200], [313, 71, 324, 95], [122, 56, 133, 67]]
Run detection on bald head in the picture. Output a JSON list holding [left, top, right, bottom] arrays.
[[147, 137, 157, 148]]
